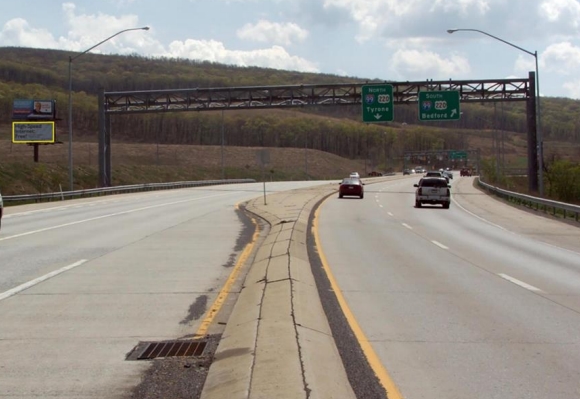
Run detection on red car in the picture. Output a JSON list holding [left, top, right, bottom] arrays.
[[460, 168, 472, 177], [339, 178, 364, 199]]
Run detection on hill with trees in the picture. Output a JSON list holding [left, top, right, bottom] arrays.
[[0, 47, 578, 201]]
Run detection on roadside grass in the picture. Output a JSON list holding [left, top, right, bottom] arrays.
[[0, 139, 368, 195]]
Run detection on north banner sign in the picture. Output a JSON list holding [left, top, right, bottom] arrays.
[[362, 84, 394, 123], [418, 91, 460, 121]]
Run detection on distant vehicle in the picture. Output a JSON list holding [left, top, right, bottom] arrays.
[[0, 190, 3, 230], [403, 169, 412, 175], [415, 166, 426, 174], [349, 172, 360, 179], [368, 171, 382, 177], [425, 171, 443, 178], [414, 177, 451, 208], [460, 168, 472, 177], [424, 170, 449, 182], [442, 170, 453, 180], [339, 178, 364, 199]]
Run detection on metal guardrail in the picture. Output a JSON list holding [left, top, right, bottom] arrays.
[[477, 178, 580, 222], [2, 179, 256, 204]]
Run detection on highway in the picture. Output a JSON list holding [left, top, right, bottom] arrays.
[[0, 181, 329, 398], [317, 176, 580, 399], [1, 176, 579, 398]]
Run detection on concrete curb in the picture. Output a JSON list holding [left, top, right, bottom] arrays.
[[199, 183, 356, 399]]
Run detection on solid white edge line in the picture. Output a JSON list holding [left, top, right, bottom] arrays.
[[431, 240, 449, 250], [498, 273, 544, 292], [0, 260, 88, 302], [402, 223, 412, 229], [387, 212, 394, 217], [451, 195, 508, 231], [452, 189, 580, 257]]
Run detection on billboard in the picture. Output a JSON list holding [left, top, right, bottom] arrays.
[[12, 122, 56, 144], [12, 99, 56, 120]]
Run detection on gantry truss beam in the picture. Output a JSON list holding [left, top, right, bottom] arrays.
[[104, 78, 530, 114]]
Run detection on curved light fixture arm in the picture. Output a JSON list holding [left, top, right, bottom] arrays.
[[446, 27, 544, 195], [67, 26, 149, 191], [447, 28, 534, 57], [70, 26, 150, 62]]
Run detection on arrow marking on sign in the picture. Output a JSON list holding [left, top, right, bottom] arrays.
[[450, 109, 457, 117], [374, 113, 382, 120]]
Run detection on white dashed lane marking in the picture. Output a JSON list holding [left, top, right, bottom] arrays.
[[499, 274, 544, 292], [432, 240, 449, 250]]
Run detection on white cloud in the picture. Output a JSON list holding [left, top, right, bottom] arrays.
[[0, 18, 61, 48], [391, 49, 471, 79], [542, 41, 580, 74], [540, 0, 580, 27], [60, 2, 147, 53], [237, 20, 309, 46], [430, 0, 491, 14], [0, 3, 318, 74], [322, 0, 493, 42], [165, 39, 319, 72]]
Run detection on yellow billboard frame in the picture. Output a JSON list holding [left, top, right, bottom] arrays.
[[12, 121, 55, 144]]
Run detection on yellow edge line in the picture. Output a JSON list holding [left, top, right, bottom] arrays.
[[194, 203, 260, 338], [313, 202, 405, 399]]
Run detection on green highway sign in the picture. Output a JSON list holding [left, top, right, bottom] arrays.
[[449, 150, 467, 159], [418, 91, 460, 121], [362, 84, 394, 123]]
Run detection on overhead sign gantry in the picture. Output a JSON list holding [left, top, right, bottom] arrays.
[[98, 74, 538, 191]]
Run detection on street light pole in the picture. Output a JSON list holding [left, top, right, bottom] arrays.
[[221, 109, 225, 180], [447, 28, 544, 195], [67, 26, 149, 192]]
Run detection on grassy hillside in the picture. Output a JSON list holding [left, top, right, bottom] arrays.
[[0, 134, 371, 195], [0, 47, 579, 200]]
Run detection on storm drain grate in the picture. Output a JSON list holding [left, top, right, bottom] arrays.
[[134, 340, 207, 360]]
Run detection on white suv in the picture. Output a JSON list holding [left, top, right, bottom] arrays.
[[414, 177, 451, 209]]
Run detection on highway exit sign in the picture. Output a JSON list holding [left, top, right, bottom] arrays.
[[362, 84, 394, 123], [449, 150, 467, 159], [418, 91, 460, 121]]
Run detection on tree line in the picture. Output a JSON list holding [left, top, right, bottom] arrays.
[[1, 46, 579, 145]]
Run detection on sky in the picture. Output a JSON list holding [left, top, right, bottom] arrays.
[[1, 0, 580, 99]]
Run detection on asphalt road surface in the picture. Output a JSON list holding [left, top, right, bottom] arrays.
[[0, 181, 328, 398], [317, 176, 580, 399]]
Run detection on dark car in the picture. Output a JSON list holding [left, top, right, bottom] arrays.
[[339, 178, 364, 199], [442, 170, 453, 180], [460, 168, 472, 177], [425, 170, 449, 183], [403, 169, 412, 175]]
